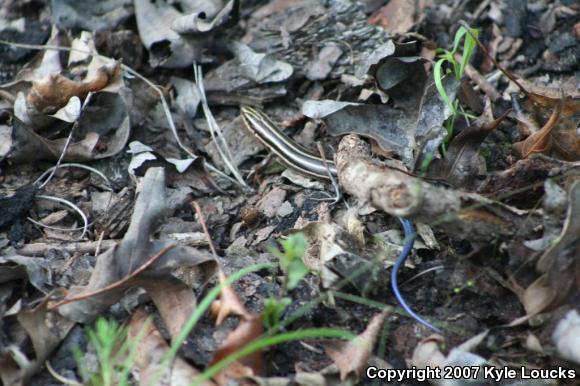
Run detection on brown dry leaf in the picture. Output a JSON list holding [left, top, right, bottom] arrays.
[[513, 99, 562, 158], [526, 88, 580, 116], [139, 278, 198, 342], [128, 309, 216, 386], [550, 108, 580, 161], [520, 275, 557, 317], [512, 86, 580, 161], [27, 64, 120, 113], [325, 311, 387, 381], [211, 269, 251, 325], [518, 180, 580, 316], [210, 313, 264, 385], [368, 0, 417, 34], [57, 168, 217, 323], [434, 100, 508, 188]]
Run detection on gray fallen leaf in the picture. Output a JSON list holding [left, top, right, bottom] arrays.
[[376, 56, 427, 90], [134, 0, 198, 67], [324, 104, 414, 163], [51, 0, 132, 31], [8, 117, 100, 164], [51, 95, 81, 123], [127, 142, 216, 193], [355, 40, 395, 79], [205, 115, 264, 168], [232, 42, 293, 83], [128, 140, 154, 154], [306, 44, 344, 81], [0, 125, 12, 158], [171, 0, 235, 34], [302, 100, 360, 119], [171, 76, 201, 119], [0, 255, 51, 294]]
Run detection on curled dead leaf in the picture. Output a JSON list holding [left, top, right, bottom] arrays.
[[211, 269, 251, 325], [513, 99, 562, 159], [325, 311, 387, 381], [27, 64, 120, 114], [128, 309, 215, 386], [210, 313, 264, 384]]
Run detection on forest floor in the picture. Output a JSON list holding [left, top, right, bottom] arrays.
[[0, 0, 579, 385]]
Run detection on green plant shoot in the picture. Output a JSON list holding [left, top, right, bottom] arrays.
[[269, 233, 309, 291], [433, 24, 479, 153], [434, 25, 479, 114], [263, 296, 292, 330], [74, 317, 144, 386]]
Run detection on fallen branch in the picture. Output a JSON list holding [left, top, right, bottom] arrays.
[[336, 135, 541, 242], [15, 232, 208, 256]]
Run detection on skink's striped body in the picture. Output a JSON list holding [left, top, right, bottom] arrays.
[[240, 106, 441, 333], [241, 106, 338, 179]]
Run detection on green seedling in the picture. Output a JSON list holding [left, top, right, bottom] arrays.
[[434, 25, 479, 151], [268, 233, 310, 291], [74, 317, 143, 386], [263, 296, 292, 331]]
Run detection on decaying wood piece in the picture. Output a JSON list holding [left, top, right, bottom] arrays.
[[336, 135, 542, 241]]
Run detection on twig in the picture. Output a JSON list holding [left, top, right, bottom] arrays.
[[191, 200, 219, 259], [95, 230, 105, 256], [316, 142, 341, 204], [16, 240, 118, 255], [48, 244, 176, 311], [454, 53, 501, 101], [458, 21, 528, 94], [16, 233, 208, 256]]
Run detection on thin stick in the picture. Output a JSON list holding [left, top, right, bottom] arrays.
[[454, 53, 501, 101], [17, 239, 118, 256], [458, 21, 528, 94], [191, 201, 219, 259], [48, 244, 176, 310]]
